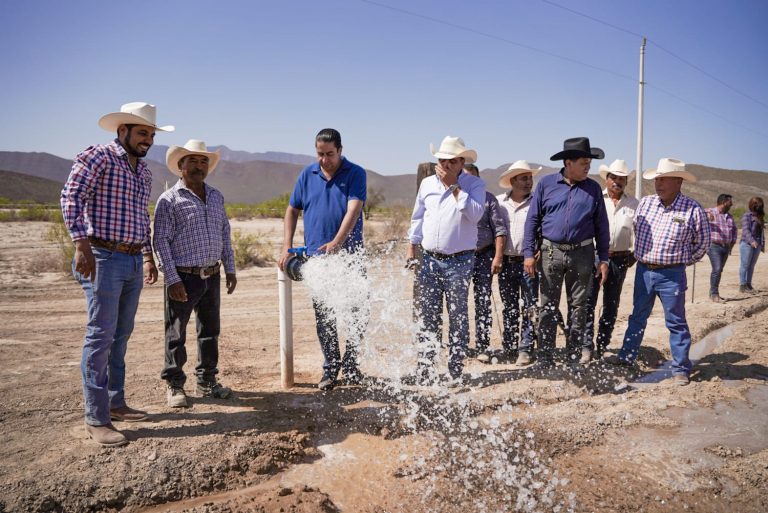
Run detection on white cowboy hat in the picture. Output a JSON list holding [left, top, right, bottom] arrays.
[[599, 159, 635, 181], [642, 157, 696, 182], [98, 102, 175, 132], [498, 160, 542, 188], [166, 139, 221, 177], [430, 136, 477, 164]]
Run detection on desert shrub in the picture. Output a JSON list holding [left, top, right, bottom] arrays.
[[379, 207, 411, 242], [45, 216, 75, 273], [23, 250, 64, 275], [232, 229, 275, 268], [226, 193, 291, 220]]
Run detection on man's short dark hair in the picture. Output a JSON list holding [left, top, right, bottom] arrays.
[[117, 124, 137, 138], [315, 128, 342, 150], [717, 194, 733, 205]]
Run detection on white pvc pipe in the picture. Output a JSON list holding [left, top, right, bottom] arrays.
[[277, 268, 294, 389], [635, 37, 646, 200]]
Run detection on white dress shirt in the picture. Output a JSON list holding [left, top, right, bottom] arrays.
[[496, 192, 531, 256], [408, 172, 486, 254], [604, 189, 639, 253]]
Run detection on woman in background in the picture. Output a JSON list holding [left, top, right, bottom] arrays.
[[739, 196, 765, 293]]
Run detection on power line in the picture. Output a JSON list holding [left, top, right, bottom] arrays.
[[539, 0, 768, 111]]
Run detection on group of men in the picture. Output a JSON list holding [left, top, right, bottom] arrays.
[[406, 136, 711, 388], [62, 101, 712, 447], [62, 102, 237, 447]]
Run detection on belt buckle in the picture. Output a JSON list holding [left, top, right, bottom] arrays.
[[199, 267, 211, 280]]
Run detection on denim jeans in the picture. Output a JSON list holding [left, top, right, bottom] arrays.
[[618, 263, 692, 376], [416, 251, 474, 378], [471, 247, 494, 352], [73, 248, 143, 426], [584, 254, 631, 354], [538, 243, 595, 361], [498, 257, 538, 353], [739, 241, 761, 286], [161, 271, 221, 387], [707, 243, 730, 295]]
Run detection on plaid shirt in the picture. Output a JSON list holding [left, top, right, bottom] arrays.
[[634, 193, 710, 266], [153, 180, 235, 285], [705, 207, 737, 246], [61, 140, 153, 254]]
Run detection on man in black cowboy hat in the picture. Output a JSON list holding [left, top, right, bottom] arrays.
[[523, 137, 610, 367]]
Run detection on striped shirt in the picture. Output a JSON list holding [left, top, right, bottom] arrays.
[[740, 211, 765, 251], [153, 180, 235, 285], [61, 140, 153, 254], [705, 207, 737, 246], [496, 193, 531, 256], [634, 193, 710, 266]]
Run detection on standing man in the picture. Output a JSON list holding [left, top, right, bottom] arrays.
[[407, 136, 485, 385], [154, 140, 237, 408], [279, 129, 367, 391], [584, 160, 639, 358], [523, 137, 610, 367], [612, 158, 710, 386], [61, 102, 173, 447], [463, 163, 508, 363], [496, 161, 541, 366], [705, 194, 737, 302]]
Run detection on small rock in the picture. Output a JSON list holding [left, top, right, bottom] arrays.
[[277, 487, 292, 497], [147, 451, 157, 461]]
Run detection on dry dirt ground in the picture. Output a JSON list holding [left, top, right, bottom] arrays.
[[1, 218, 767, 513]]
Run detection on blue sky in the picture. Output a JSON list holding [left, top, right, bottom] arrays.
[[1, 0, 766, 175]]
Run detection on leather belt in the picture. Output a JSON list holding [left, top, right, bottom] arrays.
[[176, 262, 221, 279], [642, 262, 683, 270], [476, 244, 494, 254], [89, 236, 143, 256], [609, 251, 633, 257], [541, 238, 593, 252], [504, 255, 525, 262], [424, 249, 475, 260]]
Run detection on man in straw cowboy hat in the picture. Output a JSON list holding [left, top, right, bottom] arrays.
[[609, 158, 710, 386], [523, 137, 610, 367], [704, 194, 737, 303], [61, 101, 174, 446], [496, 160, 541, 366], [154, 140, 237, 408], [407, 136, 486, 386], [583, 159, 640, 359], [462, 163, 508, 364], [279, 128, 368, 392]]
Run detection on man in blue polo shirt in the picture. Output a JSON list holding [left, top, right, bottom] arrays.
[[523, 137, 610, 367], [279, 128, 367, 391]]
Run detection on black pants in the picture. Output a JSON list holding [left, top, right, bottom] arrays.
[[161, 272, 221, 387]]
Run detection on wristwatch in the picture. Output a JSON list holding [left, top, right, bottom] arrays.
[[448, 184, 460, 193]]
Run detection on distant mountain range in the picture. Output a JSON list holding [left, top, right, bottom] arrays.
[[1, 148, 767, 211]]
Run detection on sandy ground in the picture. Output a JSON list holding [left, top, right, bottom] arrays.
[[0, 218, 767, 513]]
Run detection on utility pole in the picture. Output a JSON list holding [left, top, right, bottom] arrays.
[[635, 37, 646, 199]]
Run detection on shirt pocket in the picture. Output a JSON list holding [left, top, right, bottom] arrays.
[[667, 219, 689, 241]]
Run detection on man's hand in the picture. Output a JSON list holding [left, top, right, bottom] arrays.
[[168, 281, 188, 302], [226, 273, 237, 294], [144, 260, 158, 284], [74, 240, 96, 280], [405, 244, 419, 272], [278, 248, 291, 271], [524, 257, 536, 277], [317, 239, 342, 254], [596, 261, 609, 287], [491, 255, 503, 275]]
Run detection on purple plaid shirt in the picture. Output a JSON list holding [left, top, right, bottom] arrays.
[[705, 207, 737, 246], [153, 180, 235, 285], [61, 140, 153, 254], [634, 193, 711, 266]]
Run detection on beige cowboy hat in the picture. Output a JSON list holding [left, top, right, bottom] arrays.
[[498, 160, 542, 188], [642, 157, 696, 182], [430, 136, 477, 164], [166, 140, 221, 177], [598, 159, 635, 181], [98, 102, 175, 132]]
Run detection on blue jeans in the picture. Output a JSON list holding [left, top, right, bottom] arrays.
[[471, 248, 494, 352], [161, 272, 221, 387], [584, 254, 631, 354], [416, 251, 474, 378], [312, 298, 368, 379], [73, 248, 143, 426], [498, 257, 538, 353], [707, 243, 730, 295], [739, 241, 761, 287], [618, 263, 692, 376]]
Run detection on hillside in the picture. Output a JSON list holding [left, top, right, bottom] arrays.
[[0, 169, 63, 203]]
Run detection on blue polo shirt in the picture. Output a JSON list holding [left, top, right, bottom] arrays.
[[289, 157, 367, 256]]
